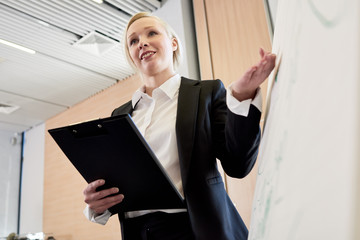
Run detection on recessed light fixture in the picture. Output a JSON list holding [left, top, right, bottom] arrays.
[[0, 39, 36, 54], [0, 102, 20, 114], [73, 31, 119, 56]]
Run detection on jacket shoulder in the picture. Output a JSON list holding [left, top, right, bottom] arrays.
[[180, 77, 224, 88]]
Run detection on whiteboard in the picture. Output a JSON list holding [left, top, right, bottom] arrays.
[[249, 0, 360, 239]]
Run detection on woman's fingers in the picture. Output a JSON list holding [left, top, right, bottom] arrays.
[[83, 179, 105, 195], [84, 187, 120, 203], [83, 179, 125, 214], [259, 47, 265, 58], [89, 194, 125, 214]]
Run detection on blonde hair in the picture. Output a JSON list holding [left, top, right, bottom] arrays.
[[123, 12, 183, 71]]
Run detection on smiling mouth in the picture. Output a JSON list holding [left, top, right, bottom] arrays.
[[141, 51, 156, 60]]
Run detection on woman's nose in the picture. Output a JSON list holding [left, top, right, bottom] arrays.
[[138, 40, 148, 49]]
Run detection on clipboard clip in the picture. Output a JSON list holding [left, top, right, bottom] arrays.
[[70, 121, 108, 138]]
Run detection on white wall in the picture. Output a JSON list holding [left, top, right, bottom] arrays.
[[0, 130, 22, 237], [19, 124, 45, 234]]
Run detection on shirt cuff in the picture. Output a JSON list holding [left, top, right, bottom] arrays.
[[226, 86, 262, 117], [83, 205, 111, 225]]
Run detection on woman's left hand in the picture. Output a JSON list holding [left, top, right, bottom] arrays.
[[232, 48, 276, 102]]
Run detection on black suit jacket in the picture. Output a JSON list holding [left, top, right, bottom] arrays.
[[112, 77, 261, 240]]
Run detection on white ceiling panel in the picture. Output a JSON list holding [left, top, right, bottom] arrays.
[[0, 5, 133, 79], [0, 0, 162, 133], [0, 90, 68, 131], [0, 46, 116, 106]]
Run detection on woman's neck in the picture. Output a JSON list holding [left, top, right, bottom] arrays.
[[142, 70, 176, 96]]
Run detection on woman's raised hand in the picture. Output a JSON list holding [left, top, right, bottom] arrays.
[[232, 48, 276, 101]]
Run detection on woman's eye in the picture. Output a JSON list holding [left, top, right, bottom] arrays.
[[130, 39, 138, 45], [149, 31, 157, 36]]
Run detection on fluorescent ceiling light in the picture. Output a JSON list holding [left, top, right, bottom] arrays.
[[0, 39, 36, 54], [37, 20, 50, 27], [92, 0, 103, 3]]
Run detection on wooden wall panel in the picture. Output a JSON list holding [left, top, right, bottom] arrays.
[[193, 0, 272, 228], [44, 74, 142, 240]]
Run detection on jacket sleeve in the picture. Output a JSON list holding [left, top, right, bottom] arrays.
[[211, 80, 262, 178]]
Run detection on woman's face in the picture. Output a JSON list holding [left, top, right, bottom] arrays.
[[126, 17, 177, 76]]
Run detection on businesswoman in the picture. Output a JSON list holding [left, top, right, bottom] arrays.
[[83, 12, 276, 240]]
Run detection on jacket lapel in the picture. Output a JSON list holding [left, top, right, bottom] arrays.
[[176, 77, 200, 190], [115, 78, 201, 193], [111, 100, 134, 116]]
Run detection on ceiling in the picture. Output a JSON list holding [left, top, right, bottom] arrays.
[[0, 0, 162, 133]]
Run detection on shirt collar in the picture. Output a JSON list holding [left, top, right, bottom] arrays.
[[132, 74, 181, 108], [158, 74, 181, 99]]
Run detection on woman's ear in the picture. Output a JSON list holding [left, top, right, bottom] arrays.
[[172, 38, 178, 51]]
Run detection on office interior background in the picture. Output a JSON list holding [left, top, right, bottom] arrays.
[[0, 0, 276, 239]]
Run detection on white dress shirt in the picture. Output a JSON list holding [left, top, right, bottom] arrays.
[[84, 74, 262, 224]]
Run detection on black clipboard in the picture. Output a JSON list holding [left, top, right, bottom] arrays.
[[48, 114, 185, 213]]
